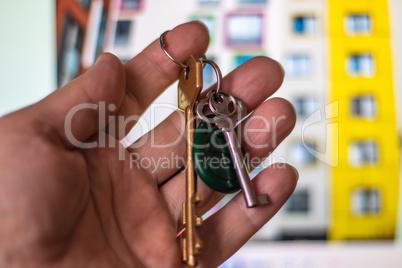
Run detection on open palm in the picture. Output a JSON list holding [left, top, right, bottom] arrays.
[[0, 22, 298, 268]]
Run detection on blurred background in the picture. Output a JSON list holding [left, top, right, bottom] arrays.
[[1, 0, 402, 267]]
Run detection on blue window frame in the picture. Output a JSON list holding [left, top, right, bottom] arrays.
[[78, 0, 91, 10], [293, 15, 316, 35], [348, 53, 374, 77], [238, 0, 267, 5], [293, 96, 318, 117], [121, 0, 141, 10], [346, 14, 372, 35], [114, 20, 132, 46], [349, 140, 378, 166], [351, 94, 377, 119], [290, 141, 317, 165], [234, 55, 254, 68], [286, 190, 310, 213], [352, 188, 381, 215], [198, 0, 220, 6]]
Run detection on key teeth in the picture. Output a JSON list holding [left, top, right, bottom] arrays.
[[195, 217, 202, 227], [195, 237, 203, 250], [194, 192, 203, 203]]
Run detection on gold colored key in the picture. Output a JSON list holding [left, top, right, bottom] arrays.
[[178, 55, 203, 111], [179, 55, 203, 267]]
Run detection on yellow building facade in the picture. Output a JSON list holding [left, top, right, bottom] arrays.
[[328, 0, 400, 240]]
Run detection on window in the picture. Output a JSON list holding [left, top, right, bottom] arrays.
[[234, 55, 254, 68], [238, 0, 267, 5], [77, 0, 91, 10], [289, 141, 317, 165], [292, 15, 316, 35], [351, 94, 377, 119], [73, 0, 91, 10], [191, 16, 215, 41], [346, 14, 372, 35], [198, 0, 220, 6], [226, 14, 263, 46], [286, 190, 310, 213], [121, 0, 141, 10], [95, 11, 107, 60], [349, 140, 378, 166], [58, 16, 84, 86], [284, 54, 311, 77], [293, 96, 318, 117], [347, 53, 374, 77], [352, 188, 381, 215], [114, 20, 132, 46]]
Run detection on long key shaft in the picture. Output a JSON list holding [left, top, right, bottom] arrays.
[[160, 33, 204, 266], [183, 107, 202, 267], [178, 55, 203, 267], [195, 92, 270, 208], [224, 130, 269, 208]]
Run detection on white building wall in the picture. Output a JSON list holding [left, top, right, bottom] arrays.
[[389, 0, 402, 241], [257, 0, 328, 239]]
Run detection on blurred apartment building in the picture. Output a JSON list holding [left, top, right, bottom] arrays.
[[56, 0, 400, 241], [327, 0, 399, 240]]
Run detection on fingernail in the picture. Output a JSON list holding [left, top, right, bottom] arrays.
[[275, 59, 285, 77], [194, 20, 209, 34], [94, 53, 106, 65], [290, 165, 299, 181]]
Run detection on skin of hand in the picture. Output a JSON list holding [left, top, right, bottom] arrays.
[[0, 22, 298, 268]]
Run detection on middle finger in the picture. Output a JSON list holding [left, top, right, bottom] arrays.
[[126, 56, 285, 184]]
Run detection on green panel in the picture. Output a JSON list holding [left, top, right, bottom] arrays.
[[193, 120, 247, 193]]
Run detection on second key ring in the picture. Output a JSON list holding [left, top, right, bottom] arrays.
[[202, 59, 238, 117], [202, 59, 222, 94]]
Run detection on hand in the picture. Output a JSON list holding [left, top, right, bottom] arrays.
[[0, 22, 297, 267]]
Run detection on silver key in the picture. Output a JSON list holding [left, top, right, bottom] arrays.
[[196, 91, 270, 208]]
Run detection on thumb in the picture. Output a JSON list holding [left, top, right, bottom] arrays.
[[24, 53, 126, 148]]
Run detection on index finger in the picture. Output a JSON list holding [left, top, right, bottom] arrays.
[[118, 22, 210, 124]]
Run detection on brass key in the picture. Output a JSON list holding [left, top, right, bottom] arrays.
[[160, 31, 204, 266], [178, 55, 203, 267]]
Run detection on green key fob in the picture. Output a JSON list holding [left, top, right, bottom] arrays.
[[193, 120, 247, 194]]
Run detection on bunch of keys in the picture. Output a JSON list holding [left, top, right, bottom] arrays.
[[160, 31, 269, 267]]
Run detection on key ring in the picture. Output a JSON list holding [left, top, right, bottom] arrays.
[[202, 59, 222, 94], [202, 59, 238, 117], [160, 30, 208, 71], [160, 31, 188, 69]]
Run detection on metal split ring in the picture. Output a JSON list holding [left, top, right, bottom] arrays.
[[160, 30, 236, 115], [160, 31, 188, 69], [201, 59, 237, 116], [202, 59, 222, 94], [160, 30, 207, 70]]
